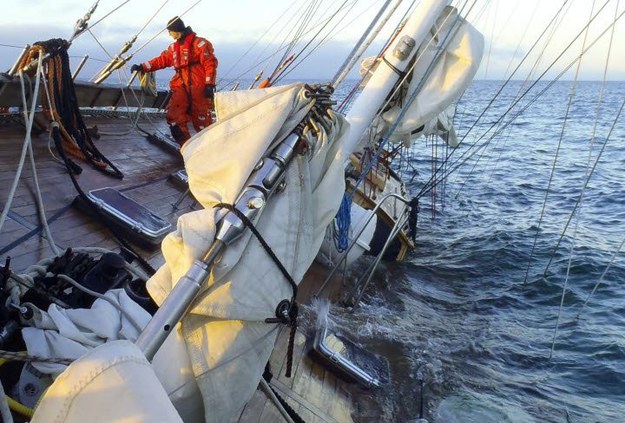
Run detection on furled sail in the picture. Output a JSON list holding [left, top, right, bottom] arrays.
[[364, 6, 484, 147], [149, 83, 349, 421], [30, 83, 351, 422]]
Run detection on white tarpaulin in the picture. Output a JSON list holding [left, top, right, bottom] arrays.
[[21, 289, 150, 376], [370, 6, 483, 146], [145, 83, 350, 421], [21, 290, 202, 421]]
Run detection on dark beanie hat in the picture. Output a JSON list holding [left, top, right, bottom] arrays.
[[166, 16, 186, 32]]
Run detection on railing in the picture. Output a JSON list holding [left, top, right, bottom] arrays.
[[315, 192, 412, 303]]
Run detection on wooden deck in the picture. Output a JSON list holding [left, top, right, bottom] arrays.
[[0, 111, 368, 422], [239, 327, 354, 423], [0, 112, 187, 272]]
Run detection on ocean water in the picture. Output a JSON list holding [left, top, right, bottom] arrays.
[[326, 80, 625, 423]]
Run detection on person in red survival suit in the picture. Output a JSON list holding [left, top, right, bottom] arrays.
[[131, 16, 218, 146]]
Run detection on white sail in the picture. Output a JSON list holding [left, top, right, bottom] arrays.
[[148, 84, 349, 421], [377, 6, 484, 146], [344, 0, 451, 155], [32, 341, 183, 422], [31, 84, 350, 422]]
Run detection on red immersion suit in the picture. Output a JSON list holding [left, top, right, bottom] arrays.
[[142, 32, 218, 145]]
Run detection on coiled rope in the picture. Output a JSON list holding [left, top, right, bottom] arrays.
[[17, 39, 124, 179]]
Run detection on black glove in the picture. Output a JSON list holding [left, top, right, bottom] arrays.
[[204, 85, 215, 100], [130, 64, 142, 73]]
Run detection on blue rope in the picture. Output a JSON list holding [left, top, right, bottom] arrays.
[[335, 194, 352, 252], [336, 147, 384, 252]]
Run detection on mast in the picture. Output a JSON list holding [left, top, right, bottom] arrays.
[[343, 0, 450, 156]]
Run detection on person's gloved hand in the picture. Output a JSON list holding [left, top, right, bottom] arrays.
[[204, 85, 215, 100], [130, 64, 143, 73]]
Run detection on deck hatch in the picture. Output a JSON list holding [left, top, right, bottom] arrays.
[[77, 187, 172, 246]]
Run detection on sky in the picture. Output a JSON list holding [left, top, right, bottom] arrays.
[[1, 0, 624, 85]]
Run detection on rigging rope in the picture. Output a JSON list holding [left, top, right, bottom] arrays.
[[275, 0, 322, 74], [48, 123, 157, 276], [332, 0, 397, 88], [273, 0, 356, 83], [0, 53, 44, 235], [435, 0, 573, 193], [0, 350, 73, 366], [220, 1, 312, 88], [541, 0, 621, 276], [90, 0, 172, 84], [219, 1, 300, 83], [136, 0, 170, 36], [19, 40, 124, 178], [88, 28, 114, 60], [355, 0, 471, 197], [542, 91, 625, 277], [23, 69, 61, 256], [334, 0, 472, 249], [71, 0, 132, 43], [481, 0, 498, 79], [417, 0, 623, 202], [130, 0, 202, 56], [577, 235, 625, 319], [0, 43, 23, 49], [424, 0, 576, 199], [214, 202, 299, 378], [259, 0, 326, 87], [456, 0, 553, 193], [337, 0, 415, 112], [0, 52, 61, 260], [13, 40, 159, 276], [548, 0, 596, 359], [224, 0, 367, 88], [278, 0, 392, 83], [260, 0, 374, 87]]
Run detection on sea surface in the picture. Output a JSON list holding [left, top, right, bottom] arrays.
[[325, 80, 625, 423]]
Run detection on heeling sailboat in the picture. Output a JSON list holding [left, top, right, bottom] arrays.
[[0, 0, 483, 422]]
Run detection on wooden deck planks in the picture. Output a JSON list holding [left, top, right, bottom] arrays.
[[237, 387, 267, 423], [0, 114, 182, 272]]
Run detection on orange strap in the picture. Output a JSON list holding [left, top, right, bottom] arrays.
[[258, 79, 271, 89]]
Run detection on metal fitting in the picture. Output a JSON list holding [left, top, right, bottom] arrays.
[[393, 35, 416, 60]]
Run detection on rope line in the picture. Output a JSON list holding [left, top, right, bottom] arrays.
[[541, 0, 621, 276], [131, 0, 202, 56], [577, 235, 625, 319], [418, 1, 623, 201], [0, 52, 44, 235], [333, 0, 473, 250], [214, 202, 299, 378], [0, 350, 73, 365], [19, 40, 124, 178], [548, 0, 596, 359], [274, 0, 357, 83], [419, 0, 577, 200]]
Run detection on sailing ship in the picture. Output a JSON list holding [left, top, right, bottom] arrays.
[[6, 0, 621, 421]]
